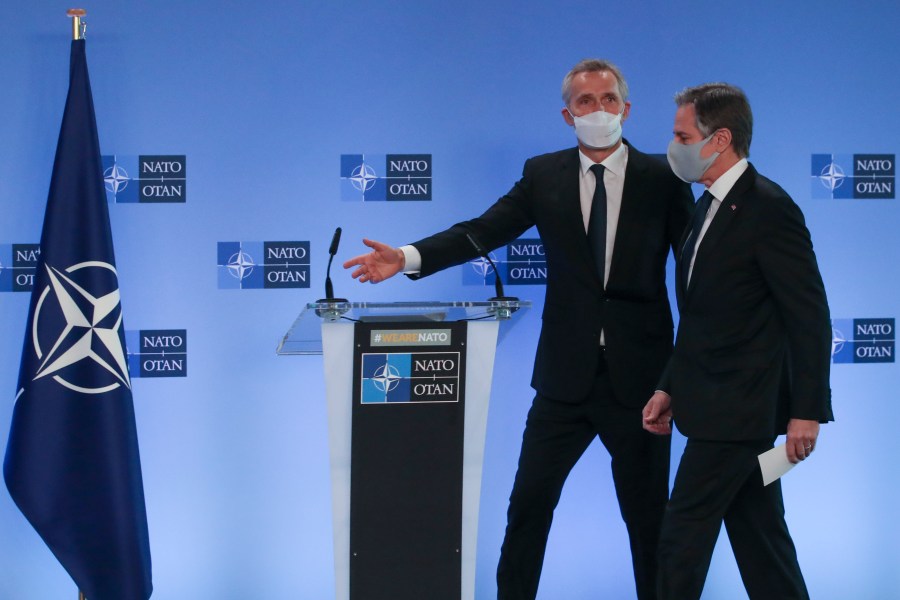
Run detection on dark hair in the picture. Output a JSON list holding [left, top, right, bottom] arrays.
[[674, 83, 753, 158]]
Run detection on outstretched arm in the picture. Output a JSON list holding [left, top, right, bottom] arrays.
[[342, 238, 406, 284]]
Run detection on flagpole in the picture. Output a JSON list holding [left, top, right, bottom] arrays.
[[68, 10, 88, 597], [71, 9, 88, 600], [68, 10, 87, 599]]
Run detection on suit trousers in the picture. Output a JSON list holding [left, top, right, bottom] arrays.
[[497, 352, 670, 600], [657, 439, 809, 600]]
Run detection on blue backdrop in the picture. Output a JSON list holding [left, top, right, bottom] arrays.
[[2, 1, 898, 598]]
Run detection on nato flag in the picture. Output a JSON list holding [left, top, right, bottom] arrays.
[[3, 40, 153, 600]]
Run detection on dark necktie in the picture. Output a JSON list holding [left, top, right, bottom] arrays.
[[587, 163, 607, 287], [681, 190, 714, 289]]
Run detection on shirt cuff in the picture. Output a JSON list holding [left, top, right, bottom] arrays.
[[400, 245, 421, 273]]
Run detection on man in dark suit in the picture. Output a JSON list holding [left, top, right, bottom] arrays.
[[642, 83, 834, 600], [344, 59, 693, 600]]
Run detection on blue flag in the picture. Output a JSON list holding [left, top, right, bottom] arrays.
[[3, 40, 152, 600]]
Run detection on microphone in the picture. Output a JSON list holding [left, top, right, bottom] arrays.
[[465, 231, 518, 302], [319, 227, 347, 303]]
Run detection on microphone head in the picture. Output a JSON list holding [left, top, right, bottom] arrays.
[[465, 231, 486, 255], [329, 227, 342, 256], [322, 227, 343, 302]]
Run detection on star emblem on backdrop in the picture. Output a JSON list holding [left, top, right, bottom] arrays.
[[818, 161, 845, 191], [350, 162, 378, 192], [227, 251, 255, 280], [469, 254, 497, 278], [831, 327, 846, 356], [103, 163, 131, 194]]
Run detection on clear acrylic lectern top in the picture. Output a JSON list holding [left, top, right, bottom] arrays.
[[276, 299, 531, 355]]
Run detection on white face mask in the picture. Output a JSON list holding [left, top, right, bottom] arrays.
[[570, 107, 624, 150], [666, 134, 720, 182]]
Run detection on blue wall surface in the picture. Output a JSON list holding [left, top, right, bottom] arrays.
[[2, 1, 899, 598]]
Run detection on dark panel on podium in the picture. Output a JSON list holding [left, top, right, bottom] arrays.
[[350, 321, 467, 600]]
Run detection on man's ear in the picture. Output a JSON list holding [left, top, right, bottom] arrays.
[[561, 107, 575, 126], [713, 128, 733, 151]]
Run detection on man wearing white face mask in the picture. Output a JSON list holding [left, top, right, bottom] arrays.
[[642, 83, 833, 600], [344, 59, 693, 600]]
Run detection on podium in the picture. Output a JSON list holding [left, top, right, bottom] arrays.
[[277, 300, 529, 600]]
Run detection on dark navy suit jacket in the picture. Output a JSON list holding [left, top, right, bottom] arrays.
[[410, 143, 693, 407], [660, 164, 834, 440]]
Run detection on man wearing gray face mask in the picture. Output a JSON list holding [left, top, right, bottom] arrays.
[[344, 59, 693, 600], [642, 83, 833, 600]]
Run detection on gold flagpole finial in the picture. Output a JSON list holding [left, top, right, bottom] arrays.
[[67, 8, 87, 40]]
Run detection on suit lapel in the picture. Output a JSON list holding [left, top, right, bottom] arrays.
[[685, 165, 757, 299], [607, 143, 648, 287], [558, 149, 584, 235], [557, 149, 603, 288], [675, 220, 693, 305]]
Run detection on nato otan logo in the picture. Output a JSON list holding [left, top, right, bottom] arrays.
[[361, 352, 460, 404], [811, 154, 894, 199], [340, 154, 432, 201], [463, 238, 547, 287], [832, 318, 894, 363], [126, 329, 187, 377], [28, 261, 131, 394], [217, 241, 310, 289], [102, 155, 187, 203], [0, 243, 39, 292]]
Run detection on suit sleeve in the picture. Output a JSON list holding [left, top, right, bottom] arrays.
[[649, 181, 692, 397], [408, 158, 538, 278], [652, 174, 692, 395], [756, 195, 834, 423], [655, 359, 672, 395]]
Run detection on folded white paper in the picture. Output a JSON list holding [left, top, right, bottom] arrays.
[[758, 443, 795, 486]]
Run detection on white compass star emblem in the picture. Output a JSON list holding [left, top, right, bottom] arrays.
[[350, 163, 378, 192], [469, 255, 497, 278], [227, 251, 255, 280], [831, 327, 846, 356], [818, 161, 846, 192], [104, 163, 131, 194], [32, 261, 130, 393], [372, 363, 402, 393]]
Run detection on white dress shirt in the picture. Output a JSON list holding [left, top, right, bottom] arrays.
[[579, 143, 629, 289], [401, 144, 630, 282], [686, 158, 749, 285]]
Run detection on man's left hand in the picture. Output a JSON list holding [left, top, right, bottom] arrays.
[[786, 418, 820, 464], [642, 391, 673, 435]]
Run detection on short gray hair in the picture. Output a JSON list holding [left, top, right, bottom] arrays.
[[674, 83, 753, 158], [561, 59, 629, 106]]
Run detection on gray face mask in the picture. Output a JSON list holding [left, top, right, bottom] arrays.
[[666, 134, 719, 182]]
